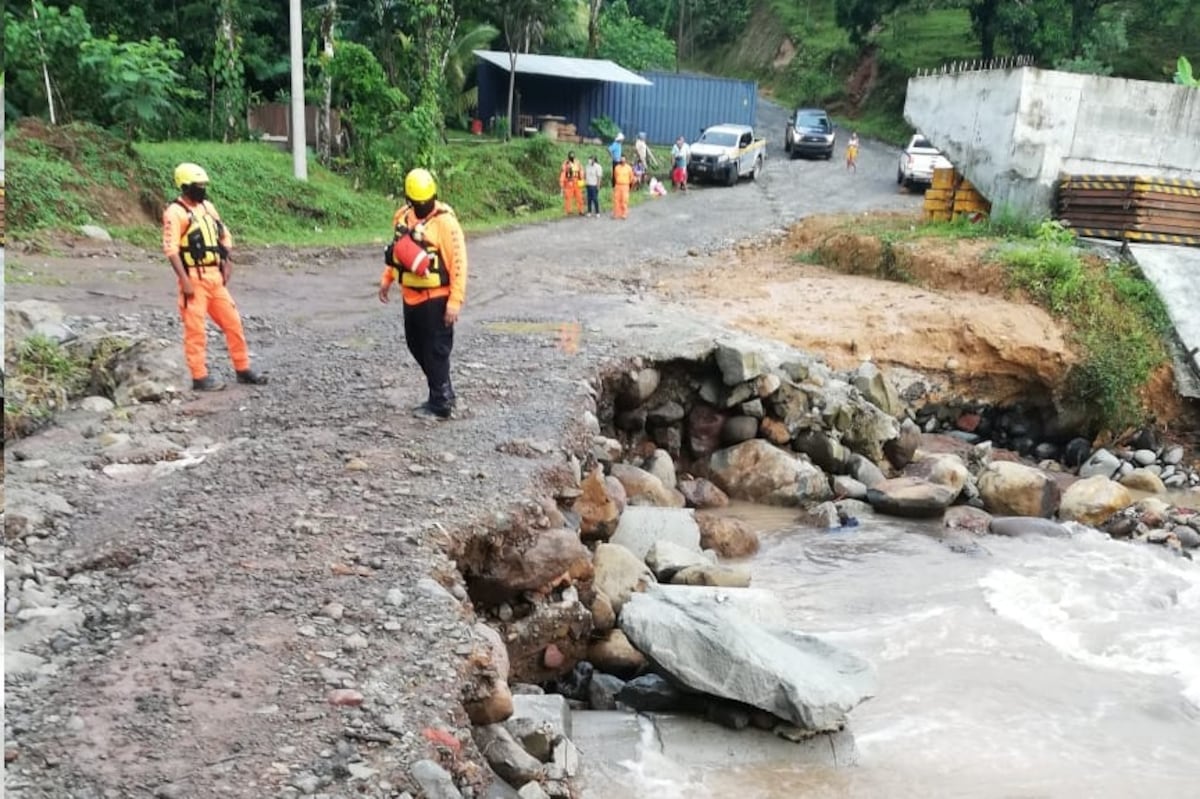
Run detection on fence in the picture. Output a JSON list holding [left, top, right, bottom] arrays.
[[246, 104, 341, 146], [914, 55, 1035, 78]]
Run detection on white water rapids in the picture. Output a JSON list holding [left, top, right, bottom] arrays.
[[582, 507, 1200, 798]]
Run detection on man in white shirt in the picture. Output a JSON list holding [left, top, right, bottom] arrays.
[[584, 155, 604, 217]]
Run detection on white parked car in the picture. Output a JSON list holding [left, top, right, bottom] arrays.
[[898, 134, 952, 190]]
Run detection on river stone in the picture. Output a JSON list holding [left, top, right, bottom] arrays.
[[108, 338, 185, 405], [78, 395, 116, 413], [797, 502, 841, 529], [588, 629, 647, 679], [588, 673, 626, 710], [1174, 525, 1200, 549], [835, 398, 900, 467], [943, 505, 992, 535], [573, 467, 620, 541], [1132, 449, 1158, 467], [866, 477, 955, 519], [593, 543, 656, 613], [670, 564, 752, 588], [609, 506, 701, 561], [714, 342, 766, 386], [708, 439, 831, 506], [610, 463, 684, 508], [832, 474, 868, 500], [793, 431, 850, 474], [511, 694, 572, 741], [1078, 448, 1120, 479], [720, 415, 759, 445], [473, 724, 544, 786], [1163, 445, 1184, 466], [467, 528, 592, 606], [740, 398, 764, 419], [590, 591, 616, 633], [619, 587, 875, 731], [618, 368, 660, 409], [676, 478, 729, 509], [759, 416, 791, 446], [756, 372, 782, 398], [694, 513, 760, 558], [641, 449, 677, 491], [768, 381, 811, 431], [615, 674, 685, 713], [645, 541, 713, 582], [646, 401, 685, 426], [1119, 468, 1167, 494], [989, 516, 1070, 538], [1062, 437, 1092, 469], [977, 461, 1061, 519], [884, 417, 922, 470], [410, 760, 463, 799], [1059, 476, 1133, 526], [853, 361, 902, 417], [903, 453, 969, 497], [847, 454, 886, 489]]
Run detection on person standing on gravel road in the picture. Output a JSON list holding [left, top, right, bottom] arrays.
[[162, 162, 269, 391], [612, 156, 635, 220], [584, 155, 603, 217], [378, 168, 469, 420]]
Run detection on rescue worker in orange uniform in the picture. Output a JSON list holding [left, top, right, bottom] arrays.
[[162, 163, 268, 391], [612, 155, 635, 220], [378, 168, 469, 420], [559, 152, 585, 216]]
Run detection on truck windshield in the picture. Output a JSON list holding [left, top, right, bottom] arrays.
[[912, 137, 935, 149], [795, 112, 829, 131], [699, 131, 739, 147]]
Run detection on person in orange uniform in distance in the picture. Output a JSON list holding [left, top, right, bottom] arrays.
[[612, 155, 635, 220], [560, 152, 585, 216], [162, 162, 268, 391], [378, 168, 469, 420]]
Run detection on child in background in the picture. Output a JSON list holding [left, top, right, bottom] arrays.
[[648, 176, 667, 197], [846, 132, 860, 172]]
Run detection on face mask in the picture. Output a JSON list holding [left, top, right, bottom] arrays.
[[184, 185, 208, 203], [411, 198, 436, 219]]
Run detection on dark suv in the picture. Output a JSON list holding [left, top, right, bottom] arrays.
[[785, 108, 835, 159]]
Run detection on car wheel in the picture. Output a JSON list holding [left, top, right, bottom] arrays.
[[725, 166, 738, 187], [750, 156, 762, 180], [897, 168, 904, 186]]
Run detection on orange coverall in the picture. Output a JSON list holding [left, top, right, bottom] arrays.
[[612, 162, 635, 219], [161, 199, 250, 380], [560, 159, 584, 215]]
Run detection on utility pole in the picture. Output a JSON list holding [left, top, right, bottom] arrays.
[[289, 0, 308, 180]]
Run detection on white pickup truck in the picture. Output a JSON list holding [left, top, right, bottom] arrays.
[[897, 134, 952, 190], [687, 124, 767, 186]]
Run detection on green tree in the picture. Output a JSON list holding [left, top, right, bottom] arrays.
[[835, 0, 904, 47], [327, 40, 408, 171], [78, 35, 195, 138], [1175, 56, 1198, 87], [966, 0, 1002, 60], [213, 0, 246, 142], [597, 1, 675, 71], [443, 21, 500, 127], [4, 2, 93, 122]]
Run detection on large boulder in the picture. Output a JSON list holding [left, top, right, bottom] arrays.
[[676, 478, 729, 509], [5, 299, 74, 346], [1059, 476, 1133, 527], [620, 586, 876, 731], [714, 342, 767, 386], [467, 529, 593, 606], [708, 439, 831, 506], [106, 338, 185, 405], [609, 506, 701, 561], [609, 463, 685, 508], [853, 361, 902, 418], [977, 461, 1061, 519], [592, 543, 656, 613], [903, 453, 970, 498], [866, 477, 955, 519], [695, 513, 760, 558]]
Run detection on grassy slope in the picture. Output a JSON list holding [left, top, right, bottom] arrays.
[[5, 120, 669, 248]]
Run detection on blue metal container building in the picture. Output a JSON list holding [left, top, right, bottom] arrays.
[[473, 51, 758, 145]]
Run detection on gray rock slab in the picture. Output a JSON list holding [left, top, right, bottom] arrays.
[[411, 759, 463, 799], [989, 516, 1071, 538], [620, 588, 875, 731]]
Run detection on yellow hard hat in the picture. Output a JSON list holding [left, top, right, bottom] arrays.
[[174, 162, 210, 188], [404, 168, 437, 203]]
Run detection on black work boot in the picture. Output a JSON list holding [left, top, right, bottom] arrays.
[[192, 376, 226, 391], [236, 369, 269, 385]]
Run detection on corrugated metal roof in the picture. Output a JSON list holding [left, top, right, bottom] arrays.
[[473, 50, 653, 86]]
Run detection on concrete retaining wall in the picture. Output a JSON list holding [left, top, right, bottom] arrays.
[[904, 67, 1200, 214]]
